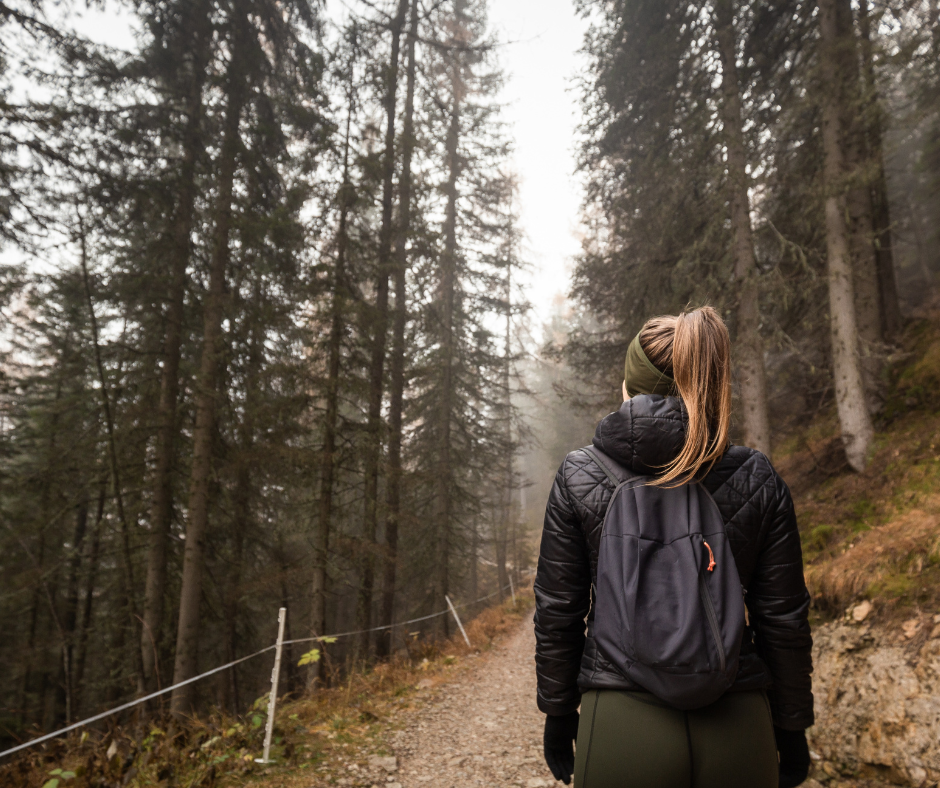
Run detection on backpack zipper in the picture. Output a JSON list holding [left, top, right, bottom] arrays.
[[698, 573, 726, 672]]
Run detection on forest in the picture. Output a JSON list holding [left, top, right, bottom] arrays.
[[1, 0, 940, 771], [0, 0, 529, 739], [565, 0, 940, 462]]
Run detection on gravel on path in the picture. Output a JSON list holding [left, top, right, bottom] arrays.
[[384, 612, 562, 788]]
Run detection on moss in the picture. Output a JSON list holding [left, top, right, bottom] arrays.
[[866, 573, 916, 600], [803, 524, 835, 553]]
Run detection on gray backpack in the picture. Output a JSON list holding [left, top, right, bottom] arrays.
[[584, 447, 745, 710]]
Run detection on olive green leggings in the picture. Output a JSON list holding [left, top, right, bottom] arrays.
[[574, 690, 779, 788]]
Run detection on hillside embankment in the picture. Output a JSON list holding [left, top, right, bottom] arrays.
[[774, 314, 940, 787]]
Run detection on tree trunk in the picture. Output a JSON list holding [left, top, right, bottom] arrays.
[[223, 463, 247, 714], [57, 497, 88, 724], [497, 209, 513, 600], [17, 359, 65, 728], [310, 82, 356, 686], [832, 0, 882, 409], [74, 480, 106, 715], [141, 0, 210, 691], [436, 55, 463, 635], [495, 514, 509, 603], [378, 0, 419, 660], [819, 0, 875, 473], [358, 0, 409, 656], [715, 0, 772, 456], [857, 0, 901, 339], [222, 280, 261, 712], [170, 30, 246, 715], [17, 537, 44, 727], [79, 229, 143, 690]]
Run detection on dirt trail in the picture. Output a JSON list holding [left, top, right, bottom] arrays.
[[385, 612, 561, 788]]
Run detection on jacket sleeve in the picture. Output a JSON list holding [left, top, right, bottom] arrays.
[[748, 468, 815, 730], [534, 455, 592, 716]]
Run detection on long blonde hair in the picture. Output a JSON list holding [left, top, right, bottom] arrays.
[[639, 306, 732, 486]]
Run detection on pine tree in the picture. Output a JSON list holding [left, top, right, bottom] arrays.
[[818, 0, 874, 472], [714, 0, 771, 456]]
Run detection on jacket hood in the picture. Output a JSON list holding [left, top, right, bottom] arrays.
[[592, 394, 687, 476]]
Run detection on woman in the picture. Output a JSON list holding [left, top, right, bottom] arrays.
[[534, 307, 813, 788]]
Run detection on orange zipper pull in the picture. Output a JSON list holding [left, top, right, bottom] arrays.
[[704, 541, 717, 572]]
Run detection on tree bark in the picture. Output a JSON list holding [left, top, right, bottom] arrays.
[[57, 497, 88, 724], [310, 80, 356, 687], [170, 28, 246, 715], [857, 0, 901, 339], [497, 202, 513, 600], [715, 0, 772, 457], [378, 0, 419, 660], [79, 228, 143, 690], [17, 352, 66, 727], [223, 461, 247, 714], [819, 0, 875, 473], [141, 0, 211, 691], [74, 480, 106, 715], [223, 283, 259, 712], [834, 0, 882, 408], [358, 0, 409, 656], [435, 49, 464, 635]]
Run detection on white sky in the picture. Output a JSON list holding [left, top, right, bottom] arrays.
[[488, 0, 588, 322], [61, 0, 589, 322]]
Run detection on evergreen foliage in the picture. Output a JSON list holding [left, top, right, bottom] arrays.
[[569, 0, 940, 455], [0, 0, 527, 735]]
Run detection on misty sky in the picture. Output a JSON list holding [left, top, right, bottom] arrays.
[[487, 1, 588, 325]]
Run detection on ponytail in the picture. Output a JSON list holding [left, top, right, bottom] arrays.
[[639, 306, 732, 487]]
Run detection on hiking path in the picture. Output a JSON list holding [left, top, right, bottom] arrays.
[[383, 611, 560, 788]]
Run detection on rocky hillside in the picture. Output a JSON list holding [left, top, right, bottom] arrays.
[[775, 315, 940, 787]]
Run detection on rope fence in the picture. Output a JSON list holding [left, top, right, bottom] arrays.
[[0, 579, 525, 762]]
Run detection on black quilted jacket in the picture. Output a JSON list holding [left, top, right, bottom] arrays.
[[534, 395, 814, 731]]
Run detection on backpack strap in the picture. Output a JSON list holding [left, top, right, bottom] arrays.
[[582, 446, 629, 489]]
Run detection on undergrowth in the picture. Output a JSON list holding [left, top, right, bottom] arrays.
[[0, 591, 534, 788], [774, 313, 940, 626]]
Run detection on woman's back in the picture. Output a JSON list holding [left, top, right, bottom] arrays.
[[535, 393, 813, 727], [534, 307, 813, 788]]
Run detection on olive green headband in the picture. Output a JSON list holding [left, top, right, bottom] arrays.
[[624, 333, 676, 397]]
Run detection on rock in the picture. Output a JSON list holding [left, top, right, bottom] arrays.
[[802, 781, 825, 788], [811, 621, 940, 784], [851, 600, 872, 622], [902, 618, 922, 639], [368, 756, 398, 772], [525, 779, 549, 788]]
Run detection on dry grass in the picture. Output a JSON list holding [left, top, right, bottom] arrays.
[[773, 314, 940, 624], [0, 590, 534, 788]]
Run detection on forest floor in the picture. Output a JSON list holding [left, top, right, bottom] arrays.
[[249, 610, 893, 788], [252, 611, 561, 788]]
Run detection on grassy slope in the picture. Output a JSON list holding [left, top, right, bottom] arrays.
[[775, 315, 940, 630]]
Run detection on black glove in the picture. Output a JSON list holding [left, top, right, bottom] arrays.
[[775, 726, 810, 788], [543, 711, 579, 785]]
